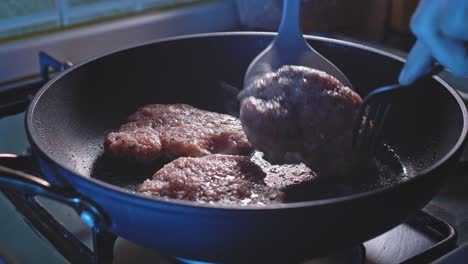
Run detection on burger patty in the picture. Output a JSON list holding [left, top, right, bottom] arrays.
[[105, 104, 252, 163], [139, 154, 285, 205], [239, 65, 363, 178]]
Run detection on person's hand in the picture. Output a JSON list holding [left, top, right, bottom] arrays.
[[399, 0, 468, 85]]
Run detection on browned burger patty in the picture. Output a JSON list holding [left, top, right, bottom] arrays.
[[239, 65, 363, 178], [139, 154, 284, 205], [105, 104, 252, 163]]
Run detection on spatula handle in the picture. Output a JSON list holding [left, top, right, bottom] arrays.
[[277, 0, 302, 40]]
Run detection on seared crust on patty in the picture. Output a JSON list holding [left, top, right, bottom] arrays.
[[105, 104, 252, 163], [139, 154, 284, 205]]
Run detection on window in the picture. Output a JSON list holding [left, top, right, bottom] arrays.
[[0, 0, 238, 84], [0, 0, 201, 41]]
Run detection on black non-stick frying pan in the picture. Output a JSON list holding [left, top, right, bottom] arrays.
[[0, 32, 467, 263]]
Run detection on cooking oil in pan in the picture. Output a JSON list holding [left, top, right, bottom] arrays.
[[90, 154, 166, 193], [90, 143, 410, 203], [283, 143, 411, 202]]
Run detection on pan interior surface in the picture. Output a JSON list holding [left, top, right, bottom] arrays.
[[90, 145, 409, 203], [28, 33, 466, 205]]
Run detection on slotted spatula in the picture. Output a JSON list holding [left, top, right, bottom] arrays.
[[243, 0, 353, 90]]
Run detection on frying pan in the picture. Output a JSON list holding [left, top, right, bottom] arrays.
[[0, 32, 467, 263]]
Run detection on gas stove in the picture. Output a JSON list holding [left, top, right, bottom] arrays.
[[1, 51, 468, 264], [110, 210, 456, 264]]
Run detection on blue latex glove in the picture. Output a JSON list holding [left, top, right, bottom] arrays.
[[399, 0, 468, 85]]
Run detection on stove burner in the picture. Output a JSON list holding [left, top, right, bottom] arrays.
[[109, 210, 455, 264], [176, 258, 215, 264], [113, 238, 365, 264], [301, 246, 364, 264], [177, 259, 213, 264], [177, 247, 365, 264]]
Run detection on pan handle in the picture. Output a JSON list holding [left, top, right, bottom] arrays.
[[0, 154, 108, 228]]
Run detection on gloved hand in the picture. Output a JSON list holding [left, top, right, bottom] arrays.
[[399, 0, 468, 85]]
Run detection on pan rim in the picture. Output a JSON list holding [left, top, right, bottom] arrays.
[[25, 31, 468, 211]]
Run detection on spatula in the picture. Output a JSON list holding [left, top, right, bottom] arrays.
[[243, 0, 353, 90]]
